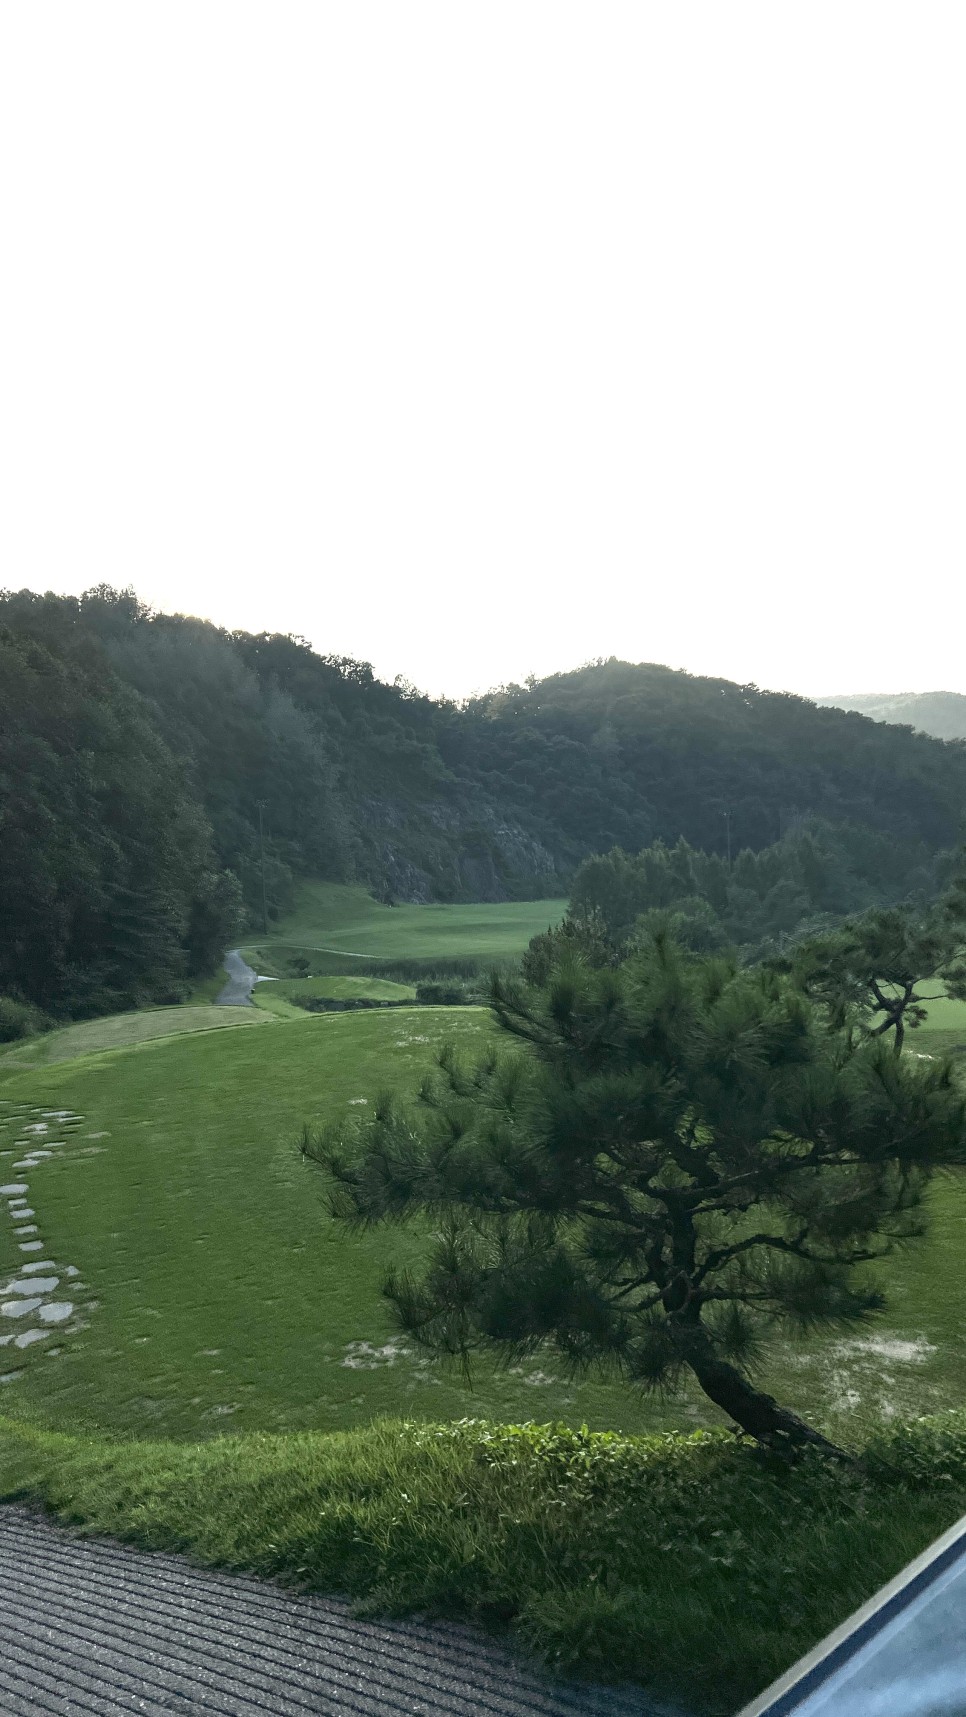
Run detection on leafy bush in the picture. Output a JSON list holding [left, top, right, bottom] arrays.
[[415, 980, 469, 1004], [0, 995, 52, 1042]]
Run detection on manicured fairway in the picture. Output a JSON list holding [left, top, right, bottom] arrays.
[[0, 1005, 270, 1069], [0, 1010, 677, 1441], [2, 1003, 966, 1447], [251, 974, 417, 1019], [242, 881, 564, 971], [915, 994, 966, 1036]]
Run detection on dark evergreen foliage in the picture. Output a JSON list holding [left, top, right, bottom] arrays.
[[4, 584, 966, 1016], [786, 861, 966, 1055], [567, 825, 953, 963], [0, 617, 240, 1016], [304, 935, 966, 1450]]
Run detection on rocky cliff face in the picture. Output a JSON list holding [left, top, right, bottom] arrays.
[[357, 795, 562, 903]]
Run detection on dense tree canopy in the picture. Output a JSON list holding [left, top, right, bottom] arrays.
[[448, 660, 966, 863], [567, 827, 953, 964], [3, 584, 966, 1017], [0, 622, 239, 1018]]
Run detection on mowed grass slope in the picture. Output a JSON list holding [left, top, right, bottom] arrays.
[[0, 1010, 676, 1441], [242, 881, 565, 971], [0, 1005, 269, 1069], [251, 974, 417, 1020], [913, 993, 966, 1038], [2, 998, 966, 1446]]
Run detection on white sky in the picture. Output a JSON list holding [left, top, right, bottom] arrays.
[[1, 4, 963, 702]]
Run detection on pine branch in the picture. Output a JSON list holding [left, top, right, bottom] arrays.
[[694, 1227, 810, 1283]]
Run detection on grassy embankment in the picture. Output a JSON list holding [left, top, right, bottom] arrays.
[[3, 1406, 966, 1711], [251, 974, 418, 1021], [2, 887, 966, 1709], [0, 1005, 269, 1069]]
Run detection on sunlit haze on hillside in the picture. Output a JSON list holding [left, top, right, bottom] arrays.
[[2, 5, 964, 701]]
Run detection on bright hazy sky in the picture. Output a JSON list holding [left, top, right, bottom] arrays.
[[2, 5, 963, 702]]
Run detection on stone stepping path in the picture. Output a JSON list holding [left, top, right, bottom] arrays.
[[0, 1102, 88, 1381]]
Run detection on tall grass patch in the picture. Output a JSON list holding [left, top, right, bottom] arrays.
[[3, 1411, 966, 1712]]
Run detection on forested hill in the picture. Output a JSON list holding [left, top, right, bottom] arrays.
[[3, 585, 966, 1019], [817, 690, 966, 742]]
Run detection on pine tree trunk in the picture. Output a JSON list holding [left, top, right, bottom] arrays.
[[676, 1322, 849, 1458]]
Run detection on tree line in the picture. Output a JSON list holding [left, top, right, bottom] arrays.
[[561, 824, 957, 965], [3, 583, 966, 1024]]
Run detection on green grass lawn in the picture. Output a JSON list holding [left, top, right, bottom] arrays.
[[4, 991, 966, 1711], [241, 881, 564, 973], [182, 969, 232, 1007], [0, 1009, 671, 1441], [251, 974, 417, 1020], [0, 1005, 270, 1069], [3, 1002, 966, 1449], [914, 993, 966, 1038]]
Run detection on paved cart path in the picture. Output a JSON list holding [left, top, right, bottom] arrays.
[[0, 1507, 684, 1717], [215, 948, 259, 1006]]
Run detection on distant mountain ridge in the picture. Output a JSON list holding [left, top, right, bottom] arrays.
[[817, 691, 966, 742]]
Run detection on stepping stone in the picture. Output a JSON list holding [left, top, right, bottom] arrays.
[[14, 1329, 51, 1348], [0, 1299, 42, 1318], [5, 1278, 57, 1296], [9, 1209, 34, 1220], [38, 1302, 72, 1325], [0, 1371, 24, 1384], [14, 1226, 38, 1237], [22, 1260, 57, 1274], [19, 1243, 43, 1253], [0, 1185, 27, 1197]]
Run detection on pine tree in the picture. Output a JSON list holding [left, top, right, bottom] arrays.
[[304, 933, 966, 1456], [790, 859, 966, 1055]]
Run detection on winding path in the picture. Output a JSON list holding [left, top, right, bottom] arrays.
[[215, 949, 259, 1007], [0, 1506, 681, 1716]]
